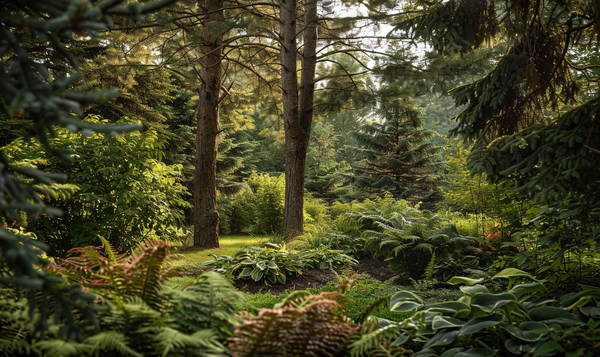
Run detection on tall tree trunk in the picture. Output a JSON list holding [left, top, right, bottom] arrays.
[[280, 0, 318, 235], [194, 0, 223, 248]]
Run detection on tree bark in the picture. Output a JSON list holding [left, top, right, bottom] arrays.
[[193, 0, 223, 248], [280, 0, 318, 235]]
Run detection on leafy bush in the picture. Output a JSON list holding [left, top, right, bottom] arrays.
[[387, 269, 600, 356], [357, 205, 478, 280], [203, 243, 357, 285], [495, 204, 600, 286], [5, 116, 190, 255]]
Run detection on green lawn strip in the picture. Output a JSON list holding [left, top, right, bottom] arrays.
[[165, 235, 273, 288], [168, 235, 271, 265]]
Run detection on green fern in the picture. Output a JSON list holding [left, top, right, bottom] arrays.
[[33, 339, 89, 357], [155, 328, 227, 357], [354, 295, 390, 325], [163, 271, 245, 339], [98, 235, 117, 263], [83, 331, 141, 357]]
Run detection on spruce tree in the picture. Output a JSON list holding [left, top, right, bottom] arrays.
[[396, 0, 600, 203], [350, 98, 444, 205]]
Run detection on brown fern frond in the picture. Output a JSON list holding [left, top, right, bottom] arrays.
[[228, 293, 359, 357], [54, 239, 177, 308]]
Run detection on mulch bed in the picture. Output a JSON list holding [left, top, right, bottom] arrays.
[[177, 257, 401, 295]]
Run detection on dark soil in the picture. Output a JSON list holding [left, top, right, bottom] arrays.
[[233, 269, 338, 295], [177, 257, 400, 295], [354, 257, 397, 283]]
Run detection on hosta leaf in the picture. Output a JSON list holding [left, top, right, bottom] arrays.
[[508, 283, 546, 298], [392, 333, 410, 346], [470, 293, 519, 313], [503, 324, 542, 342], [520, 322, 549, 334], [423, 329, 460, 348], [421, 302, 470, 316], [448, 276, 484, 286], [522, 299, 555, 311], [460, 285, 489, 296], [532, 341, 562, 357], [528, 307, 576, 322], [459, 314, 503, 335], [493, 268, 539, 289], [455, 349, 499, 357], [432, 315, 466, 330], [580, 306, 600, 318], [413, 347, 439, 357], [560, 289, 600, 308], [391, 291, 423, 312], [505, 338, 537, 354], [440, 348, 464, 357]]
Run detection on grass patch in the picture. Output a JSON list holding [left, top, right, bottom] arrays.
[[169, 235, 272, 265], [165, 235, 274, 288]]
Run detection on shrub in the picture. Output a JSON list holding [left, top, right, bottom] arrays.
[[5, 116, 190, 255]]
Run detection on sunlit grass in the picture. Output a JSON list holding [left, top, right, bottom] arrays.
[[165, 235, 275, 288], [169, 235, 272, 265]]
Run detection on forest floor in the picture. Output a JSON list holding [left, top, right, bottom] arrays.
[[168, 235, 400, 295]]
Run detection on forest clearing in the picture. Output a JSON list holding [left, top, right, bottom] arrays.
[[1, 0, 600, 356]]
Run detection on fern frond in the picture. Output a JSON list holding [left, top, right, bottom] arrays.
[[97, 235, 117, 263], [84, 331, 141, 357], [33, 339, 88, 357], [155, 327, 227, 357], [229, 293, 359, 357], [354, 295, 390, 325], [163, 271, 245, 339], [348, 324, 403, 357], [274, 290, 312, 309], [0, 339, 31, 357]]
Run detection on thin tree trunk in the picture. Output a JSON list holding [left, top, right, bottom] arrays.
[[194, 0, 223, 248], [280, 0, 318, 235]]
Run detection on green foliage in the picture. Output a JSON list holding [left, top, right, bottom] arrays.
[[387, 269, 600, 356], [492, 204, 600, 287], [163, 271, 246, 339], [1, 240, 245, 357], [356, 202, 478, 279], [0, 0, 175, 343], [54, 239, 178, 310], [4, 116, 189, 254], [203, 243, 357, 285], [349, 99, 444, 205]]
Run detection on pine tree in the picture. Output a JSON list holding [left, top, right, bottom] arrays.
[[350, 98, 444, 205], [396, 0, 600, 203]]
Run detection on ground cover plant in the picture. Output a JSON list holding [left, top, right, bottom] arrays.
[[384, 269, 600, 357], [203, 243, 357, 285]]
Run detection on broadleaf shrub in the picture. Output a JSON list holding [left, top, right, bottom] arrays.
[[4, 116, 190, 255]]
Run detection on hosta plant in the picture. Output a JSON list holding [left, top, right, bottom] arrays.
[[388, 268, 600, 356], [203, 243, 357, 285]]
